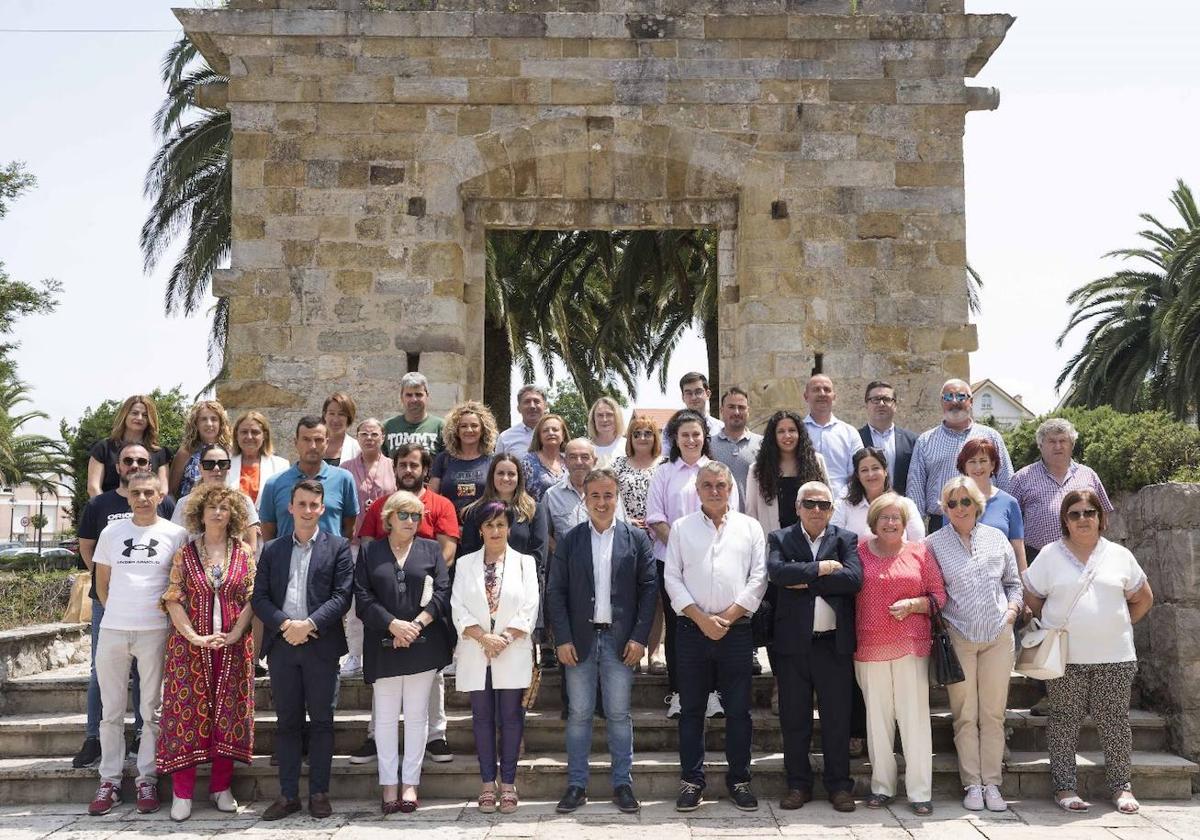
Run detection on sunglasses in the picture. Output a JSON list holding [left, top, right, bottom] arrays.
[[391, 510, 422, 522], [941, 393, 971, 403], [1066, 508, 1099, 522], [200, 459, 232, 471], [121, 457, 150, 467], [800, 499, 832, 511], [945, 497, 974, 509]]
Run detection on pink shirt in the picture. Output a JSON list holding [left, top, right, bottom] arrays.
[[341, 454, 397, 543], [855, 538, 946, 663], [645, 456, 741, 561]]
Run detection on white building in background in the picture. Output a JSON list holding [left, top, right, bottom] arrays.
[[970, 379, 1037, 430], [0, 479, 72, 544]]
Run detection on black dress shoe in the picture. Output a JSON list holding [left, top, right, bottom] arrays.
[[751, 650, 763, 675], [555, 786, 588, 813], [261, 797, 301, 821], [613, 784, 640, 814]]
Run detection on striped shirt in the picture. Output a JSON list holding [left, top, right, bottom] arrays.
[[926, 523, 1022, 643], [1008, 460, 1113, 551], [905, 422, 1013, 517]]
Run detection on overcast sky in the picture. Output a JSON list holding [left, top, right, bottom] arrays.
[[1, 0, 1197, 437]]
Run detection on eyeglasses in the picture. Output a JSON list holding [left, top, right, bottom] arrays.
[[1067, 508, 1099, 522], [866, 396, 896, 405], [200, 459, 232, 471], [941, 393, 971, 403], [876, 513, 904, 523], [121, 457, 150, 467], [391, 510, 422, 522], [800, 499, 832, 511], [631, 431, 655, 439], [945, 497, 974, 509]]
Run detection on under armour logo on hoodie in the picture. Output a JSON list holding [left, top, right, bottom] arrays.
[[122, 539, 160, 558]]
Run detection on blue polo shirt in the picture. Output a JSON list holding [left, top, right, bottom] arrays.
[[258, 461, 360, 538]]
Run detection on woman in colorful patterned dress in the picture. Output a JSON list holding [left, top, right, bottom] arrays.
[[157, 482, 256, 822]]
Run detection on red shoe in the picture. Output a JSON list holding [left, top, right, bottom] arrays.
[[88, 781, 122, 816], [136, 781, 160, 814]]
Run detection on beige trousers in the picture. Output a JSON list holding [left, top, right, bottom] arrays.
[[854, 655, 933, 803], [946, 622, 1015, 786]]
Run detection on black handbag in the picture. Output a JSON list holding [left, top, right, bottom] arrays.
[[926, 594, 965, 687]]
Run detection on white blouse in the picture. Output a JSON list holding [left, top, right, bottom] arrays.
[[831, 495, 925, 543]]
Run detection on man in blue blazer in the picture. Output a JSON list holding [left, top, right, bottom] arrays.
[[858, 380, 918, 497], [252, 479, 353, 821], [547, 467, 658, 815], [766, 481, 862, 813]]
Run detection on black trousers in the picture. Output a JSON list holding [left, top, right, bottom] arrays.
[[267, 642, 340, 799], [676, 619, 753, 789], [774, 636, 854, 794], [656, 561, 678, 693]]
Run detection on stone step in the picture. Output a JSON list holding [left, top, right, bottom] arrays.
[[0, 623, 88, 682], [0, 665, 1044, 715], [1, 750, 1194, 805], [0, 707, 1171, 758]]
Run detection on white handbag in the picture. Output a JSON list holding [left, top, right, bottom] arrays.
[[1015, 564, 1097, 680]]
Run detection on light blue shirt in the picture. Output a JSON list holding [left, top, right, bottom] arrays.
[[258, 461, 360, 538], [283, 532, 316, 620], [867, 423, 896, 469], [803, 414, 863, 500], [497, 423, 536, 456]]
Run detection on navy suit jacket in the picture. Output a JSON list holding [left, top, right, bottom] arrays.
[[766, 523, 862, 657], [546, 519, 658, 664], [253, 529, 353, 661], [859, 424, 918, 497]]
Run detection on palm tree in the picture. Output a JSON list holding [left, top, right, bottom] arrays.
[[1057, 180, 1199, 421], [140, 37, 231, 369], [0, 378, 68, 490]]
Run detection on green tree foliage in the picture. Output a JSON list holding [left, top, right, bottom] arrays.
[[0, 379, 69, 493], [1057, 180, 1200, 424], [545, 382, 628, 442], [1003, 406, 1200, 493], [60, 387, 189, 524]]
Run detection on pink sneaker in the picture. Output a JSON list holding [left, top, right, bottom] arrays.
[[136, 780, 160, 814], [88, 781, 122, 816]]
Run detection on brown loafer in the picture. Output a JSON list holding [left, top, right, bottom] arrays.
[[779, 788, 812, 810], [309, 792, 333, 819], [829, 790, 857, 812], [261, 796, 301, 821]]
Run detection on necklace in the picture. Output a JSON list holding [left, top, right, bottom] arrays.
[[199, 536, 231, 571]]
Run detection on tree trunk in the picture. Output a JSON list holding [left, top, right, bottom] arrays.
[[482, 316, 512, 430], [704, 312, 720, 417]]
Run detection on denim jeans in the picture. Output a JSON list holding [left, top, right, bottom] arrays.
[[564, 627, 635, 789], [87, 597, 142, 740]]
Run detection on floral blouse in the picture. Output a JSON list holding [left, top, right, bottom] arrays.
[[520, 452, 566, 501], [611, 454, 662, 522]]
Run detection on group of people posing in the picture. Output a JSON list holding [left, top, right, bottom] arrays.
[[75, 370, 1152, 822]]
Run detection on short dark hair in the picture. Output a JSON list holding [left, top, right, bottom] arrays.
[[126, 469, 159, 488], [720, 386, 749, 406], [864, 380, 895, 401], [198, 441, 230, 461], [291, 478, 325, 502], [295, 415, 326, 437], [583, 467, 619, 490], [679, 372, 709, 391], [392, 442, 432, 470], [479, 500, 514, 527], [956, 438, 1000, 477], [116, 440, 150, 460], [1060, 489, 1108, 537]]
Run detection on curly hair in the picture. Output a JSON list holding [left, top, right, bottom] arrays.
[[108, 395, 163, 451], [442, 400, 498, 457], [752, 410, 825, 505], [183, 482, 252, 540], [181, 400, 233, 453]]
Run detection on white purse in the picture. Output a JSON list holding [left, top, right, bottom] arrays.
[[1015, 564, 1097, 680]]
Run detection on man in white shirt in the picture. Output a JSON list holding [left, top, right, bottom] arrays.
[[801, 375, 863, 499], [496, 384, 547, 456], [87, 472, 189, 817], [664, 460, 767, 813]]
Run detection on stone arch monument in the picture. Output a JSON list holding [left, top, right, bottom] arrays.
[[179, 0, 1012, 438]]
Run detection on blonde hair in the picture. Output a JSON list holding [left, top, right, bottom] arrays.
[[624, 414, 662, 458], [587, 396, 626, 440], [442, 400, 498, 457], [109, 395, 162, 450], [939, 475, 987, 517], [866, 491, 909, 532], [182, 400, 232, 453], [184, 482, 251, 539], [380, 490, 425, 533], [231, 410, 275, 457]]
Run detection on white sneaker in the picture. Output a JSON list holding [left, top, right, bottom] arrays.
[[210, 789, 238, 812], [339, 655, 362, 677], [705, 691, 724, 719], [170, 797, 192, 822], [983, 784, 1007, 812], [962, 784, 984, 811], [665, 692, 681, 719]]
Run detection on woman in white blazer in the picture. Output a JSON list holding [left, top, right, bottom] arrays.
[[225, 411, 290, 504], [451, 501, 540, 815]]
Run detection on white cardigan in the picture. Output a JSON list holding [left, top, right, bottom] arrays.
[[451, 546, 540, 692], [225, 453, 291, 496]]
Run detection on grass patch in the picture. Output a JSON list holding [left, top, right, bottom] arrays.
[[0, 570, 75, 630]]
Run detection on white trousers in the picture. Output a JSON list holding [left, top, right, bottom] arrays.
[[854, 655, 933, 803], [345, 596, 364, 659], [374, 669, 437, 786], [368, 669, 447, 742], [96, 627, 168, 785]]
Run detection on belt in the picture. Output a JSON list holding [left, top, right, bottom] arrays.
[[593, 623, 612, 631], [812, 630, 837, 640]]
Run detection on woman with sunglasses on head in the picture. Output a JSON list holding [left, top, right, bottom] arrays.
[[87, 395, 171, 498], [171, 443, 260, 555], [1023, 490, 1153, 815], [354, 490, 452, 814], [926, 476, 1022, 814]]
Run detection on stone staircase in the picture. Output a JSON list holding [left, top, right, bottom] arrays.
[[0, 630, 1195, 805]]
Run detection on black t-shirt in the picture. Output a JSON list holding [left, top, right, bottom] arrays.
[[778, 476, 802, 529], [80, 489, 176, 600], [88, 439, 171, 494]]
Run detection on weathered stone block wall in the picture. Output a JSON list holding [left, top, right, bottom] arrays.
[[179, 0, 1011, 451], [1112, 483, 1200, 775]]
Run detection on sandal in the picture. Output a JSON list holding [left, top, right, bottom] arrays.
[[865, 792, 894, 808], [909, 801, 933, 816], [478, 784, 497, 814], [499, 786, 518, 814], [1055, 792, 1091, 812], [1113, 791, 1139, 814]]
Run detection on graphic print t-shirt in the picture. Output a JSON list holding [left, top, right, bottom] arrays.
[[382, 414, 445, 457], [430, 452, 491, 517], [80, 491, 176, 600], [93, 517, 189, 631]]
